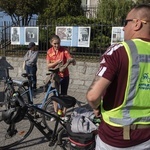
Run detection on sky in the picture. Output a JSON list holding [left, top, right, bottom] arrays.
[[0, 11, 38, 25], [0, 12, 11, 24], [0, 11, 38, 40]]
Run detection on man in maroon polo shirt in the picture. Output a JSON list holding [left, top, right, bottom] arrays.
[[86, 4, 150, 149]]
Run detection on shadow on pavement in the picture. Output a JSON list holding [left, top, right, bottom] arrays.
[[9, 136, 48, 150]]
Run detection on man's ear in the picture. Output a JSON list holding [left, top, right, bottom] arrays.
[[134, 19, 142, 31]]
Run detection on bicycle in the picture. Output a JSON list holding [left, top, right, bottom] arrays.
[[0, 70, 97, 150], [0, 91, 78, 150], [0, 67, 35, 149]]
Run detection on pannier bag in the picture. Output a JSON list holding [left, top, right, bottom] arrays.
[[66, 123, 96, 150]]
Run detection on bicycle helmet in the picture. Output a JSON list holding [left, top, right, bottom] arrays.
[[2, 93, 27, 124]]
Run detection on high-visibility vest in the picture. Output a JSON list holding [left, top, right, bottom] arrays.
[[101, 39, 150, 127]]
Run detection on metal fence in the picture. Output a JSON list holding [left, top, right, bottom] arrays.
[[0, 7, 124, 62]]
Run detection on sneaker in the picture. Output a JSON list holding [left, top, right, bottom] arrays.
[[61, 116, 69, 121], [50, 117, 56, 121]]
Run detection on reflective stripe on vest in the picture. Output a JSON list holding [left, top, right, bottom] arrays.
[[102, 39, 150, 126]]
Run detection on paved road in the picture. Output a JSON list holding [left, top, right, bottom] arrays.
[[0, 81, 88, 150]]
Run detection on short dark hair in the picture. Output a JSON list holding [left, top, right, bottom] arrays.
[[134, 4, 150, 20], [28, 42, 36, 49], [50, 34, 60, 43]]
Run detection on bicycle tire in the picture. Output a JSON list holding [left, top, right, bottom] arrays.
[[48, 126, 69, 150], [57, 127, 70, 150], [0, 115, 34, 150]]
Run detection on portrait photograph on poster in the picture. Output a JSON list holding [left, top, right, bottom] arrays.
[[111, 27, 124, 45], [11, 27, 20, 45], [24, 27, 39, 45], [78, 27, 91, 47]]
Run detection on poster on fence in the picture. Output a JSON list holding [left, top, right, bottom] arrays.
[[56, 26, 91, 47], [24, 27, 39, 45], [11, 27, 39, 45], [11, 27, 20, 45], [111, 27, 124, 45]]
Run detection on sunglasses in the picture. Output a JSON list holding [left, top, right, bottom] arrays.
[[123, 19, 150, 27], [123, 19, 134, 27]]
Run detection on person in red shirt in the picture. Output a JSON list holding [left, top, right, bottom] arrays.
[[86, 4, 150, 149], [46, 34, 76, 113]]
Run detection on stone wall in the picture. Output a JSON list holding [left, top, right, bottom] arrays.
[[0, 56, 99, 93]]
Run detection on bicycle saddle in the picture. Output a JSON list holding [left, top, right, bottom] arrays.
[[50, 95, 76, 108]]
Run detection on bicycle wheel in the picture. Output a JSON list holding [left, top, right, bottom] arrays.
[[48, 126, 69, 150], [0, 115, 34, 149], [57, 127, 70, 150], [42, 98, 56, 131]]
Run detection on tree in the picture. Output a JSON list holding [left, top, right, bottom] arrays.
[[38, 0, 84, 20], [97, 0, 135, 25], [0, 0, 46, 25], [136, 0, 150, 4]]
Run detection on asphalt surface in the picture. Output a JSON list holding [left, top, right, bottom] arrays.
[[0, 81, 88, 150]]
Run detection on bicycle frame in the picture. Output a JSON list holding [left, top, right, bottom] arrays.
[[39, 83, 59, 108]]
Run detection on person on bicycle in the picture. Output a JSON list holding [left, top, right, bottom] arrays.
[[24, 42, 38, 92], [86, 4, 150, 149], [46, 34, 76, 113]]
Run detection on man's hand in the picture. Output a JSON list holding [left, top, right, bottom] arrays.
[[93, 107, 101, 117]]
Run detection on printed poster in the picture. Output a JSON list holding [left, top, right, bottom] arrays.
[[11, 27, 20, 45], [111, 27, 124, 45], [56, 26, 91, 47], [11, 27, 39, 45]]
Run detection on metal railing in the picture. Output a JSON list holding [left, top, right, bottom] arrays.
[[0, 6, 125, 61]]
